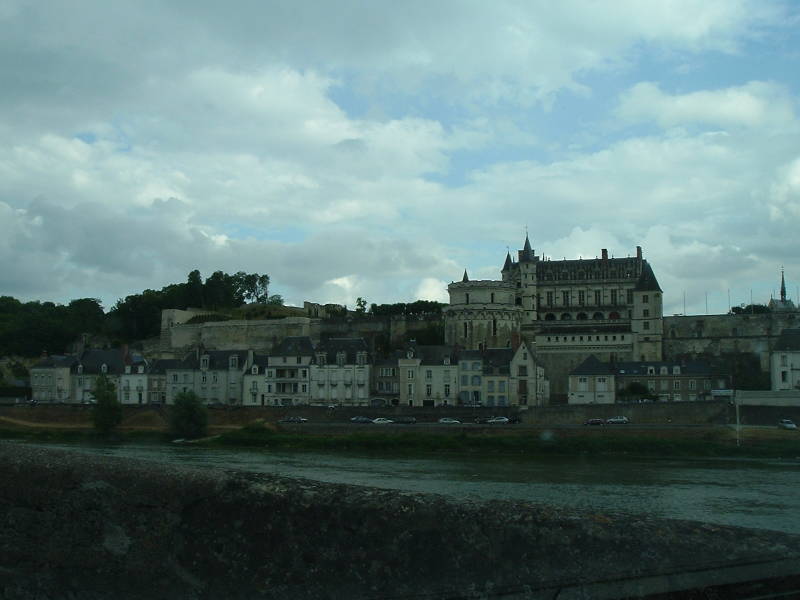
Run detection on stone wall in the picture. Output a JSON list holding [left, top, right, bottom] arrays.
[[166, 317, 319, 353], [2, 443, 800, 599], [521, 400, 730, 426]]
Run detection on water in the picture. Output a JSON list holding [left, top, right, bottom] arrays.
[[19, 441, 800, 534]]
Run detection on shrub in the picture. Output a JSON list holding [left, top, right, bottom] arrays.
[[91, 375, 123, 436], [169, 391, 208, 439]]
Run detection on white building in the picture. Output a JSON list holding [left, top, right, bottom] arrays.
[[242, 354, 270, 406], [771, 329, 800, 391], [166, 349, 251, 405], [264, 337, 313, 406], [398, 345, 457, 407], [30, 354, 77, 403], [310, 338, 370, 406]]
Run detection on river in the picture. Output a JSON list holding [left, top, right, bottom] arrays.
[[24, 442, 800, 534]]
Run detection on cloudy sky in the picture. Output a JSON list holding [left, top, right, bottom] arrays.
[[3, 1, 800, 315]]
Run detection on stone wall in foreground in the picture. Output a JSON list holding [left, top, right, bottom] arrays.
[[2, 443, 799, 599]]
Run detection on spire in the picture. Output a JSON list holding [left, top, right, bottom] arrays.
[[502, 251, 512, 272], [523, 234, 532, 254], [462, 269, 469, 283], [781, 268, 787, 302]]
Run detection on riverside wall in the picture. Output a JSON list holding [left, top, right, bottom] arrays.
[[3, 443, 800, 600]]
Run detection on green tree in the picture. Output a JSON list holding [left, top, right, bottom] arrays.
[[266, 294, 284, 305], [355, 297, 367, 314], [91, 375, 123, 435], [169, 391, 208, 439], [186, 269, 204, 307]]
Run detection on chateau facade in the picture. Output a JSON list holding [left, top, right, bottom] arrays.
[[444, 236, 664, 397]]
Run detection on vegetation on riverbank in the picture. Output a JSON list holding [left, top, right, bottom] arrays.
[[204, 422, 800, 459], [3, 419, 800, 459]]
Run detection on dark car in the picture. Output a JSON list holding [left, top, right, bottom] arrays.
[[278, 416, 308, 424], [392, 416, 417, 424], [584, 418, 605, 426], [350, 416, 373, 424]]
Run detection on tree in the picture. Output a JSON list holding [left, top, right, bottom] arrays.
[[730, 304, 770, 315], [355, 297, 367, 314], [267, 294, 284, 306], [169, 391, 208, 439], [186, 269, 204, 307], [91, 375, 122, 435]]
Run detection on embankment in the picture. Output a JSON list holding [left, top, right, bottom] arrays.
[[2, 443, 800, 599]]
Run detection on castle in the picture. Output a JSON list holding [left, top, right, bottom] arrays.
[[444, 235, 664, 396]]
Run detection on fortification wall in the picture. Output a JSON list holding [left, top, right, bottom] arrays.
[[3, 444, 799, 599], [166, 317, 319, 353], [663, 312, 800, 370]]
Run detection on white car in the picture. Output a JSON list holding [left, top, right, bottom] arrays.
[[438, 417, 461, 424], [486, 416, 509, 424], [778, 419, 797, 430], [372, 417, 394, 424], [606, 416, 630, 424]]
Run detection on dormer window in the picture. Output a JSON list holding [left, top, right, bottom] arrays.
[[336, 352, 345, 367], [137, 366, 144, 374], [317, 353, 327, 366], [201, 356, 209, 370], [443, 357, 450, 365], [660, 366, 668, 375], [673, 366, 681, 375], [77, 364, 83, 374], [101, 364, 107, 374], [125, 366, 131, 374], [356, 352, 366, 366], [251, 366, 258, 374], [406, 350, 414, 359], [229, 355, 238, 369], [647, 366, 655, 375]]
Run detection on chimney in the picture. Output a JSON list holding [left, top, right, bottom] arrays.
[[636, 246, 642, 261], [601, 249, 608, 261], [247, 349, 254, 366]]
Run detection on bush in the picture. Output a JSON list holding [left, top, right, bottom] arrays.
[[91, 375, 123, 436], [169, 391, 208, 439]]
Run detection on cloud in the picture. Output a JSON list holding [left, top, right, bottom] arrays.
[[617, 81, 797, 130]]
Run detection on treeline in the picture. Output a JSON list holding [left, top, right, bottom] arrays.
[[368, 300, 444, 317], [0, 270, 276, 355]]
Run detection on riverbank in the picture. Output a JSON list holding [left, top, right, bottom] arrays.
[[4, 419, 800, 459], [2, 442, 800, 600]]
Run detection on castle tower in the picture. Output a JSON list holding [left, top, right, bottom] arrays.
[[443, 271, 522, 349], [769, 268, 796, 312]]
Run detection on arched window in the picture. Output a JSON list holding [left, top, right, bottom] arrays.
[[576, 312, 588, 320], [609, 311, 620, 320], [592, 312, 604, 320], [545, 313, 556, 321], [560, 313, 572, 320]]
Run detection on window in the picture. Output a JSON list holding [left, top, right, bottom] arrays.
[[229, 356, 238, 369], [251, 366, 258, 374], [499, 381, 506, 392], [212, 374, 218, 383], [444, 384, 450, 397], [643, 309, 650, 317], [781, 355, 788, 367], [201, 357, 209, 369], [472, 362, 480, 371], [471, 375, 481, 386], [461, 375, 468, 386], [610, 290, 617, 305], [426, 384, 432, 397], [488, 381, 495, 392], [704, 380, 711, 390], [562, 290, 570, 306], [648, 380, 656, 392], [781, 371, 788, 382], [463, 323, 468, 338], [660, 366, 668, 375], [578, 291, 585, 305], [492, 319, 497, 336], [407, 383, 414, 396], [546, 291, 554, 306], [465, 293, 470, 305], [426, 370, 432, 380], [643, 294, 649, 303], [647, 366, 655, 375], [673, 380, 681, 390], [301, 384, 307, 393], [626, 290, 633, 304], [171, 374, 177, 383], [673, 366, 681, 375], [660, 380, 669, 391], [644, 321, 650, 330], [201, 374, 207, 383], [594, 290, 601, 305], [490, 292, 495, 303], [407, 370, 415, 379], [689, 380, 697, 390]]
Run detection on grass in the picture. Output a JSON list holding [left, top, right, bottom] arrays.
[[205, 423, 800, 459]]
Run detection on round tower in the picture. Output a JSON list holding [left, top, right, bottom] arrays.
[[443, 271, 522, 349]]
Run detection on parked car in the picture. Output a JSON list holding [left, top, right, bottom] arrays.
[[584, 418, 605, 426], [393, 416, 417, 424], [278, 416, 308, 424], [372, 417, 394, 424], [438, 417, 461, 424], [778, 419, 797, 430], [350, 416, 373, 424], [487, 416, 510, 424], [606, 416, 630, 425]]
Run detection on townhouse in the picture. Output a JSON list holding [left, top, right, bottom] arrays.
[[398, 345, 457, 407], [310, 338, 370, 406], [263, 337, 313, 406], [166, 349, 251, 405]]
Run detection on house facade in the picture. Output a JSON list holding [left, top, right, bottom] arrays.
[[310, 338, 370, 406]]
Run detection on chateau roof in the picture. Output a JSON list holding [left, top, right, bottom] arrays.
[[634, 261, 662, 292], [502, 252, 513, 272]]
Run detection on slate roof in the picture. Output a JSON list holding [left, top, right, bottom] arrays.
[[502, 252, 513, 272], [481, 348, 513, 375], [775, 328, 800, 351], [409, 345, 456, 366], [373, 350, 405, 367], [272, 336, 315, 356], [614, 361, 712, 376], [72, 349, 127, 375], [32, 355, 78, 369], [571, 355, 615, 376], [634, 261, 662, 292], [179, 349, 249, 370], [250, 353, 269, 370], [314, 338, 368, 364], [148, 359, 182, 375]]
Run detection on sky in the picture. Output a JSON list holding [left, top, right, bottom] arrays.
[[2, 0, 800, 316]]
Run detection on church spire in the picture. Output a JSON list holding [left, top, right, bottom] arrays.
[[502, 251, 512, 272], [523, 234, 532, 254], [462, 269, 469, 283], [781, 268, 787, 302]]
